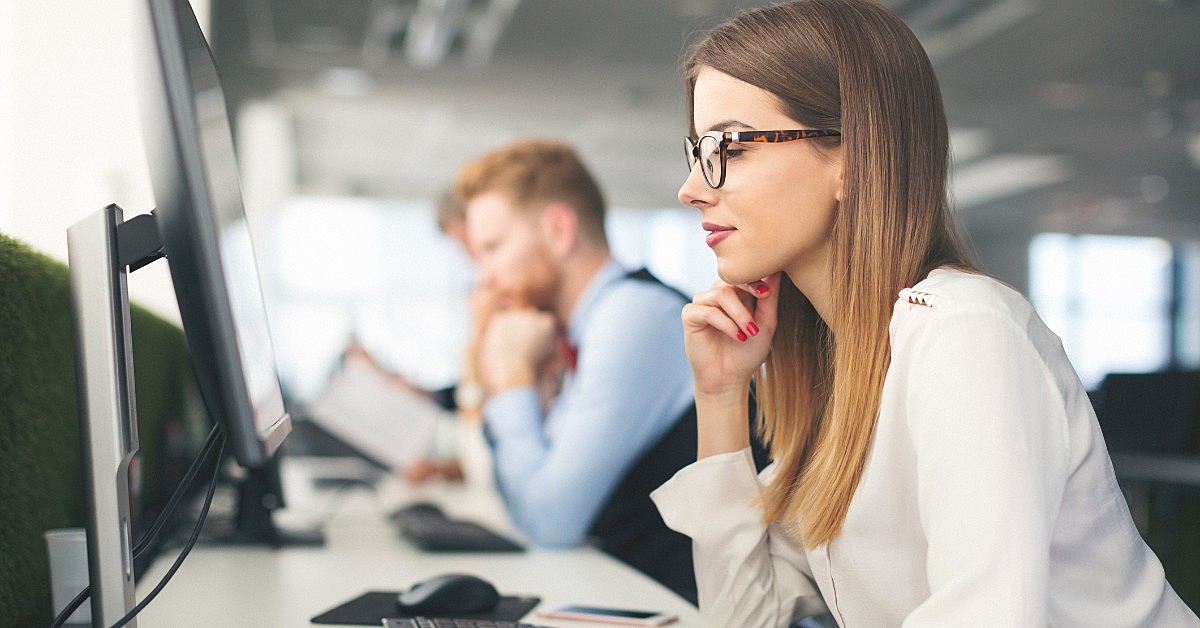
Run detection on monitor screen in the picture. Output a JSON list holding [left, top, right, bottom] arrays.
[[139, 0, 290, 468]]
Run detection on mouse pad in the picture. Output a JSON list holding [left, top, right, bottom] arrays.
[[310, 591, 541, 625]]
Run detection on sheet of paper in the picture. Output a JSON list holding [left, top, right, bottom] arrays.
[[305, 355, 444, 471]]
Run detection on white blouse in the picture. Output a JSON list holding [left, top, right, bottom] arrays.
[[652, 269, 1198, 627]]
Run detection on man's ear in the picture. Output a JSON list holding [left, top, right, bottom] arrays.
[[540, 201, 578, 259]]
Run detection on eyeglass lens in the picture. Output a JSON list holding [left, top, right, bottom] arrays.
[[684, 135, 723, 188]]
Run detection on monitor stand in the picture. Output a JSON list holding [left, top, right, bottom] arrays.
[[68, 204, 165, 626], [198, 455, 325, 547]]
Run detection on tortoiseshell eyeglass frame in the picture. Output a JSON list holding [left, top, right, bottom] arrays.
[[684, 129, 842, 189]]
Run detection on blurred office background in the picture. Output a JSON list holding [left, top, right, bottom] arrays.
[[4, 0, 1199, 394], [2, 0, 1198, 605]]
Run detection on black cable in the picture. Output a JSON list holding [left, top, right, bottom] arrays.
[[48, 426, 225, 628], [111, 432, 226, 628], [132, 423, 222, 557], [48, 584, 90, 628]]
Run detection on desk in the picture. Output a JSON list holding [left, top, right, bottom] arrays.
[[1110, 452, 1200, 586], [1111, 453, 1200, 487], [134, 457, 702, 627]]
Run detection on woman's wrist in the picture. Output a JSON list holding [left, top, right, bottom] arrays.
[[694, 381, 753, 458]]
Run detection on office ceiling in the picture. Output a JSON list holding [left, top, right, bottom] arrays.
[[208, 0, 1200, 242]]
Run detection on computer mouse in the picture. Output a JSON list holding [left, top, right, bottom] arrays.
[[396, 573, 500, 615], [391, 501, 445, 519]]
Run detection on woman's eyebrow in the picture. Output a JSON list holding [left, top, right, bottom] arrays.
[[704, 119, 753, 133]]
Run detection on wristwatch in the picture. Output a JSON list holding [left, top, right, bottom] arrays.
[[454, 380, 485, 412]]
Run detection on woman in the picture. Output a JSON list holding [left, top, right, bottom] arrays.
[[650, 1, 1198, 625]]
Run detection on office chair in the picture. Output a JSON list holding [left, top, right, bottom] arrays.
[[1091, 369, 1200, 598]]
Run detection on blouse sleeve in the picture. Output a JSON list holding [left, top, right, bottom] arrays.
[[651, 448, 826, 627], [897, 306, 1071, 625]]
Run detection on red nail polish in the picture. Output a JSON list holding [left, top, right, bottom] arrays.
[[736, 330, 748, 342], [754, 284, 770, 295], [746, 322, 759, 336]]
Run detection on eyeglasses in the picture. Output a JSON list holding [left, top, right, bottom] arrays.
[[684, 129, 841, 189]]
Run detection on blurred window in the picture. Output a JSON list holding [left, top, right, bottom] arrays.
[[1029, 232, 1198, 389], [259, 195, 474, 400]]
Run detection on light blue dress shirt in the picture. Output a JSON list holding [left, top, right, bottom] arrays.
[[483, 259, 695, 547]]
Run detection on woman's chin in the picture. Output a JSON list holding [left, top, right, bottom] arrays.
[[710, 254, 777, 285], [715, 260, 767, 288]]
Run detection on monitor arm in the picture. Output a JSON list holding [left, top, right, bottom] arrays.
[[68, 203, 163, 626]]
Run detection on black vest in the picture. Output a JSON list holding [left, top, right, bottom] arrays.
[[586, 269, 770, 605]]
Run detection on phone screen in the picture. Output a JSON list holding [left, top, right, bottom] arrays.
[[538, 603, 678, 625]]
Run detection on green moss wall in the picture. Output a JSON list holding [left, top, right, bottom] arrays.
[[1, 233, 200, 627]]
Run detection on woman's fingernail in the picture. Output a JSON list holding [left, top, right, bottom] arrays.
[[754, 284, 770, 295], [736, 330, 748, 342], [746, 322, 759, 336]]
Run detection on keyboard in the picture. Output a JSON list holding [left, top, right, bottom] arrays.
[[389, 502, 524, 553], [383, 618, 549, 628]]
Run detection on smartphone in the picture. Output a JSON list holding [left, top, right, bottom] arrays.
[[536, 604, 677, 626]]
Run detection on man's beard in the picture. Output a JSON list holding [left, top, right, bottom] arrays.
[[505, 251, 558, 313]]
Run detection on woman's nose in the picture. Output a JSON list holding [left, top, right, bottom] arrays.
[[678, 161, 714, 208]]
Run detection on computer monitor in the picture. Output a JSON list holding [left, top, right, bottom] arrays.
[[142, 0, 290, 469], [66, 0, 294, 623], [143, 0, 323, 551]]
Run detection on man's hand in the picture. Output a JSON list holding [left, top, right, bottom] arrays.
[[477, 308, 559, 394], [404, 457, 465, 485]]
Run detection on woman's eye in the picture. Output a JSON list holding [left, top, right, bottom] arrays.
[[725, 146, 747, 159]]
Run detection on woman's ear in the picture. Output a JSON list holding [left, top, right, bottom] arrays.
[[833, 146, 845, 204], [540, 201, 578, 259]]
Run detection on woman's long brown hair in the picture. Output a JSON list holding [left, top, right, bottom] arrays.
[[684, 0, 975, 547]]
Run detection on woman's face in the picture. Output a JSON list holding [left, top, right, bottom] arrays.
[[679, 67, 843, 290]]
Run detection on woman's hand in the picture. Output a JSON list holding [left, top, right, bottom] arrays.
[[682, 273, 781, 458], [682, 273, 781, 399]]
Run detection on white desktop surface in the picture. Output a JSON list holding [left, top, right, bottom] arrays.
[[135, 457, 702, 627], [1111, 452, 1200, 486]]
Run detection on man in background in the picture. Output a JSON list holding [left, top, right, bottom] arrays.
[[456, 138, 700, 602]]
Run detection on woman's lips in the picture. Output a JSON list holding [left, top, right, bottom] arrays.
[[703, 222, 734, 248]]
